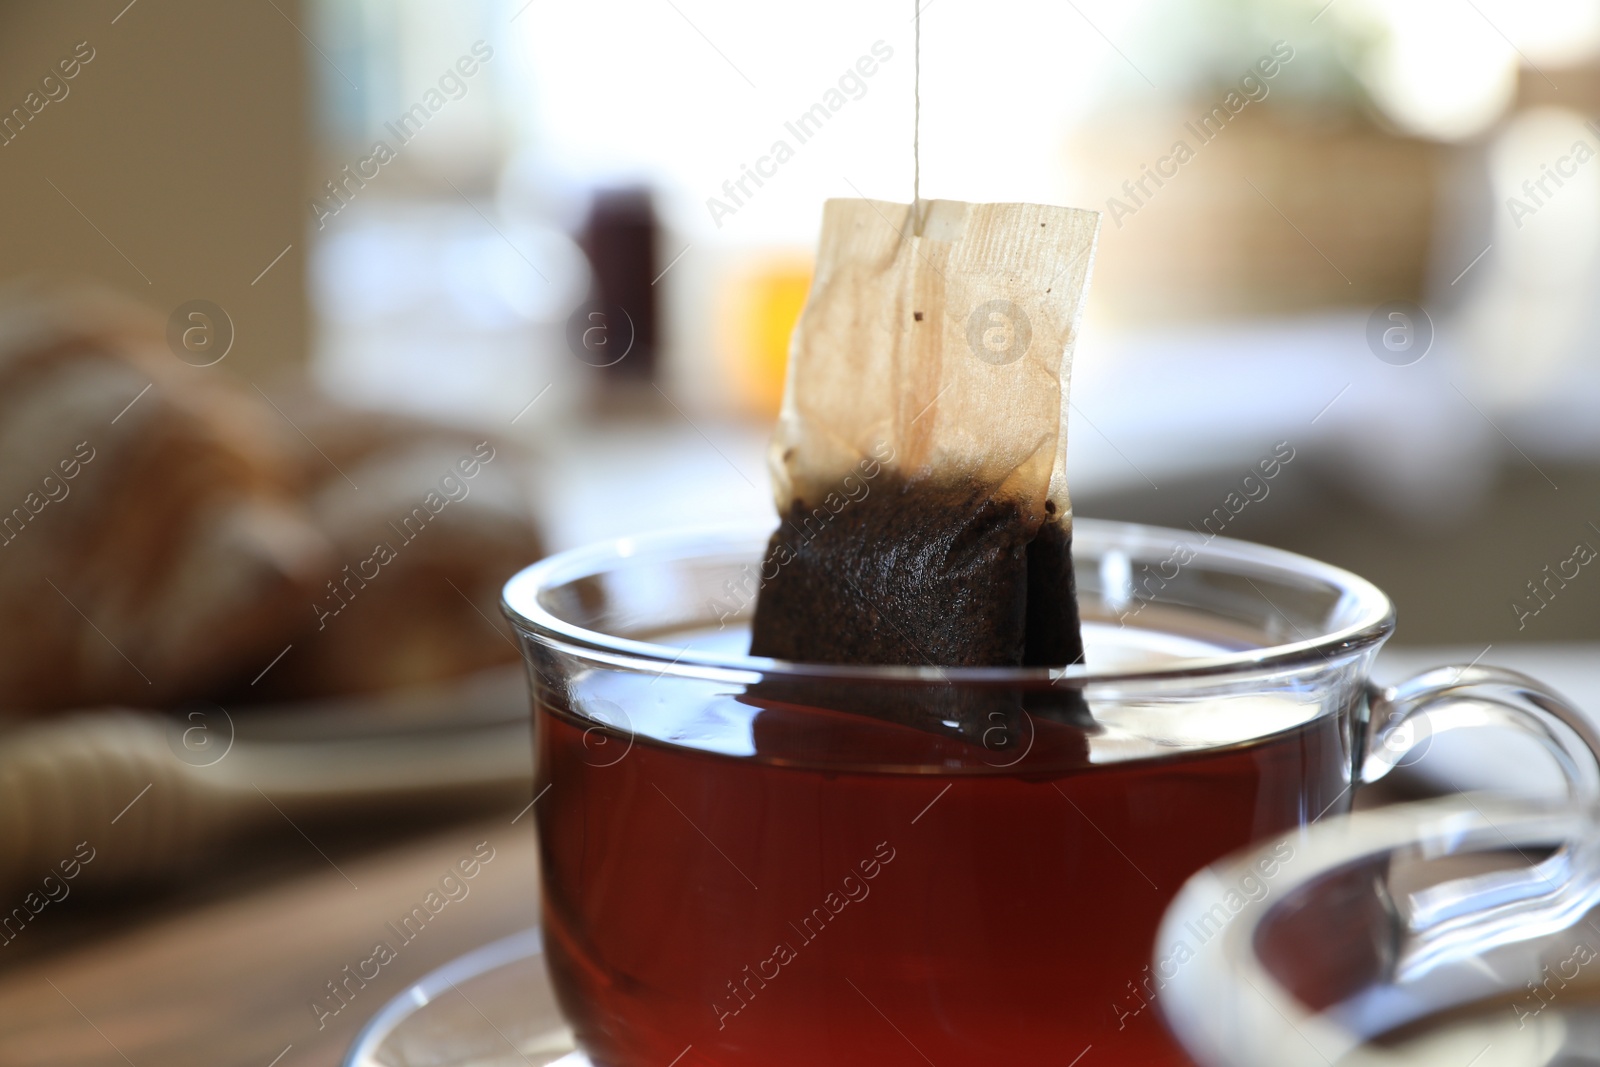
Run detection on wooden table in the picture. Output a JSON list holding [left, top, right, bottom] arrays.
[[0, 810, 541, 1067]]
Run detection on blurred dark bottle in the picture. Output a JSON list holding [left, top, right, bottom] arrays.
[[578, 187, 659, 388]]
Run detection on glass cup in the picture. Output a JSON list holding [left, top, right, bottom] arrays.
[[1159, 793, 1600, 1067], [501, 519, 1600, 1067]]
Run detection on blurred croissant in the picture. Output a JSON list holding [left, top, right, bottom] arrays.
[[0, 281, 543, 713]]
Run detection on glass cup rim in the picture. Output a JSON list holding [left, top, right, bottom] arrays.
[[501, 518, 1397, 686]]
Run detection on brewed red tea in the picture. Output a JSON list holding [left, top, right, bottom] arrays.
[[533, 622, 1354, 1067]]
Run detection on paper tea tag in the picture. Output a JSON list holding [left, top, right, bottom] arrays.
[[769, 197, 1100, 528]]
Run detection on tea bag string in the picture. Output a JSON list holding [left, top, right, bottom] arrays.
[[912, 0, 923, 235]]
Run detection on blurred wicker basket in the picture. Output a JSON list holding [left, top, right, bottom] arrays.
[[1067, 108, 1442, 323]]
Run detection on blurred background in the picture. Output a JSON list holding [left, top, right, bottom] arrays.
[[5, 0, 1597, 638], [7, 0, 1600, 626], [2, 0, 1600, 1063]]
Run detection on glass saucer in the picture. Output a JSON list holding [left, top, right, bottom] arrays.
[[343, 928, 589, 1067]]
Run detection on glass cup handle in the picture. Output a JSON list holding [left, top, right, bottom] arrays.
[[1362, 664, 1600, 982], [1362, 664, 1600, 798]]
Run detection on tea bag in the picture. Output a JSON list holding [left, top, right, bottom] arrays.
[[749, 198, 1101, 671]]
